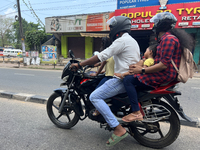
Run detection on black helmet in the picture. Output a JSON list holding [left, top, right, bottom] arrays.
[[150, 12, 177, 34], [107, 16, 131, 42]]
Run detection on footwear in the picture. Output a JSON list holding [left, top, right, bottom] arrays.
[[92, 109, 100, 116], [122, 113, 143, 122], [106, 132, 128, 147]]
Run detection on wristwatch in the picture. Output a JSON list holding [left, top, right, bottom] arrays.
[[142, 68, 145, 75]]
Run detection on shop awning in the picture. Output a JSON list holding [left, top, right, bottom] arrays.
[[80, 33, 109, 38]]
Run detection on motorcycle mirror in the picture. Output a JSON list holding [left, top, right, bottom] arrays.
[[69, 50, 75, 59]]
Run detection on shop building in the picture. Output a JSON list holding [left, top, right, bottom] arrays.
[[116, 0, 200, 64], [45, 12, 114, 59], [45, 0, 200, 65]]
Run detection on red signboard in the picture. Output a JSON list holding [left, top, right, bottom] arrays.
[[86, 12, 115, 31], [115, 2, 200, 30]]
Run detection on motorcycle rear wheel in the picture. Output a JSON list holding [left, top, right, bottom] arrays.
[[129, 99, 180, 149], [46, 92, 79, 129]]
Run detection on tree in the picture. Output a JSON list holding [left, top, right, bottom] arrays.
[[13, 18, 44, 50], [0, 16, 14, 47], [25, 30, 47, 51]]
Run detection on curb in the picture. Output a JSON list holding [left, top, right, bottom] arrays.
[[0, 91, 48, 104], [0, 91, 199, 128]]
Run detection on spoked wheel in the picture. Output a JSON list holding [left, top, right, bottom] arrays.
[[129, 99, 180, 149], [46, 92, 79, 129]]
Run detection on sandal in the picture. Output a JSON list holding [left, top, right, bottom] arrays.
[[92, 109, 100, 116], [106, 132, 128, 147], [122, 113, 143, 122]]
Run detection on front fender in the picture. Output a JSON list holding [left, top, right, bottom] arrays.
[[54, 88, 68, 96]]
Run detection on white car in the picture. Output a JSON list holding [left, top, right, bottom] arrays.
[[3, 49, 22, 57]]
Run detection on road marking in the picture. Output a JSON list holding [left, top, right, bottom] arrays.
[[14, 73, 35, 76], [191, 87, 200, 89]]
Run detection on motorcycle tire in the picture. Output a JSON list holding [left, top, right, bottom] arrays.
[[129, 99, 180, 149], [46, 92, 80, 129]]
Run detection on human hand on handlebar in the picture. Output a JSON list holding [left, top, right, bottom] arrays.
[[90, 73, 97, 76], [129, 64, 142, 74], [70, 63, 79, 71]]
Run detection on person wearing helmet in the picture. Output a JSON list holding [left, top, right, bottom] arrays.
[[70, 16, 140, 146], [121, 12, 195, 123]]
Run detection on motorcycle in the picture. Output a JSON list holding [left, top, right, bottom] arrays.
[[46, 50, 193, 149]]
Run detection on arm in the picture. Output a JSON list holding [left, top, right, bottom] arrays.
[[91, 61, 107, 76], [129, 61, 167, 74], [114, 71, 130, 79], [94, 62, 101, 67], [70, 55, 100, 69], [135, 59, 145, 67]]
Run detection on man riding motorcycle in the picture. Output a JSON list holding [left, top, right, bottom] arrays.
[[70, 16, 140, 146]]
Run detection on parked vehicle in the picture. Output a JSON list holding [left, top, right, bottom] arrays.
[[0, 47, 4, 56], [3, 49, 22, 57], [46, 50, 193, 149]]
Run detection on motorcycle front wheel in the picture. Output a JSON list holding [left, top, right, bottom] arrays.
[[46, 92, 79, 129], [129, 99, 180, 149]]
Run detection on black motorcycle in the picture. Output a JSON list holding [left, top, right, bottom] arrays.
[[46, 50, 193, 149]]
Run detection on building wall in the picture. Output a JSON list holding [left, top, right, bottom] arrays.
[[61, 34, 93, 59]]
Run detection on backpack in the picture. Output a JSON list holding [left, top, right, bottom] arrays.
[[171, 47, 197, 83]]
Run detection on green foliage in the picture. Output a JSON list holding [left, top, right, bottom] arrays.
[[0, 17, 14, 47], [13, 18, 47, 50], [25, 30, 47, 50]]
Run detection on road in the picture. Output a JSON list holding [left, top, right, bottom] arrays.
[[0, 68, 62, 97], [0, 97, 200, 150], [0, 67, 200, 121]]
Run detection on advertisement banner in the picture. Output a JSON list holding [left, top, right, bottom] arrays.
[[42, 45, 57, 61], [86, 12, 115, 31], [115, 2, 200, 30], [45, 12, 115, 33], [45, 16, 87, 33], [117, 0, 200, 9]]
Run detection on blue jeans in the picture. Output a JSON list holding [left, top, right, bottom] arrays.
[[89, 78, 126, 128], [123, 75, 154, 112], [96, 76, 113, 89]]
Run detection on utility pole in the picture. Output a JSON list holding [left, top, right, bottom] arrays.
[[16, 0, 25, 54]]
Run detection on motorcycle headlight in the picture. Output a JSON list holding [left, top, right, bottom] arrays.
[[62, 75, 69, 81]]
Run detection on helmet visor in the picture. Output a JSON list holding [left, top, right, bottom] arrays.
[[107, 16, 117, 26]]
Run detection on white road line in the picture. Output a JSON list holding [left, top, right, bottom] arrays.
[[191, 87, 200, 89], [14, 73, 35, 76]]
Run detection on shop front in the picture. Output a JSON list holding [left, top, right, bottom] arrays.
[[115, 0, 200, 64], [45, 12, 114, 59]]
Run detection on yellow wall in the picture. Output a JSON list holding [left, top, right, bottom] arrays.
[[85, 37, 93, 59]]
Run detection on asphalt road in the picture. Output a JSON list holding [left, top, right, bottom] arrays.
[[0, 68, 62, 97], [1, 67, 200, 121], [0, 97, 200, 150]]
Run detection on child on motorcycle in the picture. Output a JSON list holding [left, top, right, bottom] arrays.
[[114, 44, 157, 79], [90, 37, 114, 89]]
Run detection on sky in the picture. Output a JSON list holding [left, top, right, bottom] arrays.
[[1, 0, 117, 26]]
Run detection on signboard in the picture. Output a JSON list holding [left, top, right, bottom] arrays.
[[115, 2, 200, 30], [86, 12, 115, 31], [45, 12, 114, 33], [42, 45, 57, 61], [117, 0, 200, 9], [45, 16, 87, 33]]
